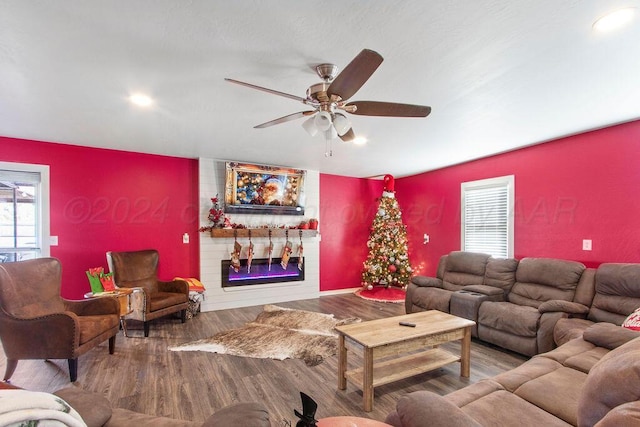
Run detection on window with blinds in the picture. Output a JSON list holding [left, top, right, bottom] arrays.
[[461, 175, 514, 258]]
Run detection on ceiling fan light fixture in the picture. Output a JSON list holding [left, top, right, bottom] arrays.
[[315, 111, 333, 131], [325, 126, 338, 140], [301, 116, 318, 136], [333, 113, 351, 136]]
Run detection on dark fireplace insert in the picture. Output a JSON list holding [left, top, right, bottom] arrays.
[[221, 257, 305, 287]]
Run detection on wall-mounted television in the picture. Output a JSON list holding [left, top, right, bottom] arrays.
[[224, 162, 306, 216]]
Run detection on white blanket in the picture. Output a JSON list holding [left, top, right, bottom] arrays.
[[0, 389, 87, 427]]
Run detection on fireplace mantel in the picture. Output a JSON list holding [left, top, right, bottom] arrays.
[[209, 228, 318, 238]]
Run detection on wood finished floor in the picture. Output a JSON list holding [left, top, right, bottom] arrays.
[[0, 294, 527, 424]]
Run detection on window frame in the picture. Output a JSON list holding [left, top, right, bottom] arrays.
[[460, 175, 514, 258], [0, 161, 50, 260]]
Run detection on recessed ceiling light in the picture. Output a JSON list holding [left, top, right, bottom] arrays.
[[593, 7, 636, 32], [353, 137, 367, 146], [129, 93, 153, 107]]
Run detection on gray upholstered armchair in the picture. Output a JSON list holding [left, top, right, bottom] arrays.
[[0, 258, 120, 382], [106, 249, 189, 337]]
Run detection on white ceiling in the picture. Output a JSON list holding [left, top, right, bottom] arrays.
[[1, 1, 639, 178]]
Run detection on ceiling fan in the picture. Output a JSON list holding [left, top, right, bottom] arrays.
[[225, 49, 431, 143]]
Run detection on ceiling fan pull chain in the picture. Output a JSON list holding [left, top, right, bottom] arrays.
[[325, 137, 333, 157]]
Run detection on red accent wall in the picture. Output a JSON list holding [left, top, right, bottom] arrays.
[[319, 174, 380, 291], [396, 119, 640, 276], [0, 136, 200, 299]]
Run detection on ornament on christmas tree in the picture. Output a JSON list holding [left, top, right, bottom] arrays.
[[361, 174, 413, 290]]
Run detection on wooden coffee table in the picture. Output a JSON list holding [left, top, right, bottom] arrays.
[[335, 310, 475, 412]]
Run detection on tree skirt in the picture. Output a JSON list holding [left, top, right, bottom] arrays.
[[355, 286, 406, 303], [168, 305, 360, 366]]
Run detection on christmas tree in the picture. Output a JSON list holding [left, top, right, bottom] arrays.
[[361, 175, 413, 290]]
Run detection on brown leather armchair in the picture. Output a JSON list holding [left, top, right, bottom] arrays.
[[0, 258, 120, 382], [106, 249, 189, 337]]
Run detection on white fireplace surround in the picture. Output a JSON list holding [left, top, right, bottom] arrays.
[[198, 158, 320, 311]]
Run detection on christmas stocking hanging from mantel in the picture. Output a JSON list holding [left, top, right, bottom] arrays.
[[361, 174, 413, 290], [230, 238, 242, 273], [280, 240, 293, 270]]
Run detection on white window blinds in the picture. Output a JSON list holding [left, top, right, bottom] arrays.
[[461, 175, 514, 258]]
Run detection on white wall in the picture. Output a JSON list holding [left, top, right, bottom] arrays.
[[198, 158, 320, 311]]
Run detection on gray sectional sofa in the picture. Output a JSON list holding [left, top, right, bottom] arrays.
[[406, 251, 640, 356], [385, 323, 640, 427]]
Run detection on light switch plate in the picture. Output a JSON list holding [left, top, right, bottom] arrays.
[[49, 236, 58, 246]]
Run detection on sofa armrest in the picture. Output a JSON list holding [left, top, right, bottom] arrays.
[[583, 322, 640, 350], [0, 313, 78, 357], [385, 391, 482, 427], [538, 300, 590, 314], [595, 401, 640, 427], [461, 284, 504, 298], [410, 276, 443, 288]]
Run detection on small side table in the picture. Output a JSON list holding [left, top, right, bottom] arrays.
[[84, 288, 133, 337]]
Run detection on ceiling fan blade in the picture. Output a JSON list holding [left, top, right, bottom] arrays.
[[346, 101, 431, 117], [225, 78, 307, 103], [254, 111, 315, 129], [339, 128, 356, 142], [327, 49, 383, 101]]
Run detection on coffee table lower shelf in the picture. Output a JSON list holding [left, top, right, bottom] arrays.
[[344, 348, 460, 388]]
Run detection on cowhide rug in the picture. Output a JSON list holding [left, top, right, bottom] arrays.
[[168, 304, 360, 366]]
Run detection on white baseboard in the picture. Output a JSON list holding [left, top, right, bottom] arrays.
[[319, 287, 361, 296]]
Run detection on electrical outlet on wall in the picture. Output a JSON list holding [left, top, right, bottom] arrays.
[[582, 239, 592, 251], [183, 233, 189, 244]]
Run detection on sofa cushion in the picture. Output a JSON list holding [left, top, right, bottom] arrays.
[[577, 337, 640, 427], [446, 379, 505, 407], [478, 302, 540, 337], [554, 318, 595, 346], [54, 387, 113, 427], [441, 252, 490, 291], [540, 337, 596, 364], [149, 292, 188, 311], [492, 356, 562, 393], [509, 258, 585, 308], [446, 251, 490, 275], [483, 257, 518, 295], [514, 366, 587, 426], [562, 347, 610, 374], [588, 263, 640, 324], [461, 389, 572, 427]]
